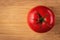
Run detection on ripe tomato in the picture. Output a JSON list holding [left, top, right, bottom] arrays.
[[27, 6, 55, 33]]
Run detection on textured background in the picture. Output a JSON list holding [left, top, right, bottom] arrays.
[[0, 0, 60, 40]]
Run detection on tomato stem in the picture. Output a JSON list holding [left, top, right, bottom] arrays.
[[39, 17, 44, 24]]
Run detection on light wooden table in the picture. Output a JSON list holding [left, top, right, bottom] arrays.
[[0, 0, 60, 40]]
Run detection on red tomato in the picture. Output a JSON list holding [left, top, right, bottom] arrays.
[[27, 6, 55, 33]]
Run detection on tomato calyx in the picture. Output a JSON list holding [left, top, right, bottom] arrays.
[[34, 12, 50, 27], [36, 12, 44, 24]]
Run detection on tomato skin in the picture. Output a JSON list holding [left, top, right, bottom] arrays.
[[27, 6, 55, 33]]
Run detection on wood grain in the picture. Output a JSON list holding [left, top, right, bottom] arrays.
[[0, 0, 60, 40]]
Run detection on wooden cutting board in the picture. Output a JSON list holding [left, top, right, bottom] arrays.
[[0, 0, 60, 40]]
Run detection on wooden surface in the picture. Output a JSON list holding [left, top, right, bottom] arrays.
[[0, 0, 60, 40]]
